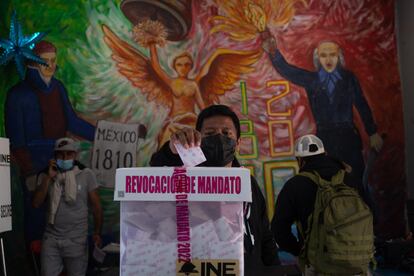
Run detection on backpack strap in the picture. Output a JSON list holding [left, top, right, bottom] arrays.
[[298, 171, 320, 185], [331, 169, 346, 185], [299, 170, 346, 188]]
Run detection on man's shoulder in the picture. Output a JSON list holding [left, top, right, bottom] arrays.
[[78, 167, 94, 176], [46, 78, 66, 93], [77, 168, 99, 190], [248, 176, 261, 196], [249, 175, 261, 191], [338, 67, 357, 79], [7, 81, 34, 98], [52, 77, 65, 86], [283, 174, 316, 190]]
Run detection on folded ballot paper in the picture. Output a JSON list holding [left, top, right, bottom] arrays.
[[115, 167, 251, 276]]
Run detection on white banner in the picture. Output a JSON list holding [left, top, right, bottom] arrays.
[[92, 120, 141, 188], [115, 167, 252, 202], [0, 138, 11, 233]]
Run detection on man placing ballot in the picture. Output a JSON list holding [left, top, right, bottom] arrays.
[[150, 104, 280, 273]]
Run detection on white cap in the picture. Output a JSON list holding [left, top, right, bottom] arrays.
[[294, 134, 325, 157], [54, 137, 78, 152]]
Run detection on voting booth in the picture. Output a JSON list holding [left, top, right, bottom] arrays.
[[115, 167, 251, 276]]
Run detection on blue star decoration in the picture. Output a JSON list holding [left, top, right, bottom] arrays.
[[0, 11, 48, 79]]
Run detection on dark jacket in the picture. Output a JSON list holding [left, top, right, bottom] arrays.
[[150, 142, 280, 272], [271, 154, 368, 256]]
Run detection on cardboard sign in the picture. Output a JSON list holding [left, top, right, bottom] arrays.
[[92, 120, 141, 188], [115, 167, 252, 202], [0, 138, 12, 233]]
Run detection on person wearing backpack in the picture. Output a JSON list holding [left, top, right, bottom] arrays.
[[271, 134, 374, 275]]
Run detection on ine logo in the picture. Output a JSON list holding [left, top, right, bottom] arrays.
[[177, 259, 239, 276], [178, 261, 199, 275], [0, 154, 10, 165]]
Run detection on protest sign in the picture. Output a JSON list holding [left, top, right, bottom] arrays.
[[92, 120, 142, 188]]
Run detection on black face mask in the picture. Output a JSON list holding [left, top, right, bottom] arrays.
[[200, 134, 236, 167]]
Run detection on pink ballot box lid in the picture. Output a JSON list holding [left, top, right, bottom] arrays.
[[115, 167, 252, 202]]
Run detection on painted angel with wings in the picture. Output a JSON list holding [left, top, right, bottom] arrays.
[[102, 20, 260, 146]]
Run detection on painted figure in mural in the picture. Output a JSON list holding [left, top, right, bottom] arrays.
[[261, 31, 383, 180], [5, 40, 96, 179], [4, 41, 95, 246], [102, 21, 260, 146]]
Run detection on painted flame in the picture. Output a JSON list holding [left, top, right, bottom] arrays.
[[211, 0, 307, 42], [244, 2, 267, 32]]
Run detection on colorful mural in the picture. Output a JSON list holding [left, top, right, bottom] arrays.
[[0, 0, 406, 241]]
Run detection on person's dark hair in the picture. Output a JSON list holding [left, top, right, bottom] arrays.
[[300, 152, 325, 163], [196, 105, 241, 138]]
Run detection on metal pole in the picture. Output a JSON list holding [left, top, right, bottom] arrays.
[[0, 238, 6, 276]]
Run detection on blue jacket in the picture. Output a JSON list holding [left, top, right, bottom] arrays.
[[5, 68, 95, 174]]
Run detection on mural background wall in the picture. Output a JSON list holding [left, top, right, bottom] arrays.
[[0, 0, 406, 239]]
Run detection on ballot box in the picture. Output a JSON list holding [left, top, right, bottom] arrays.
[[115, 167, 251, 276]]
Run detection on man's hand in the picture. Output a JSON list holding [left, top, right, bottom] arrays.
[[169, 127, 202, 154], [369, 133, 384, 152], [260, 29, 277, 54], [48, 159, 58, 179], [89, 189, 103, 248], [33, 160, 56, 208], [93, 233, 102, 248]]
